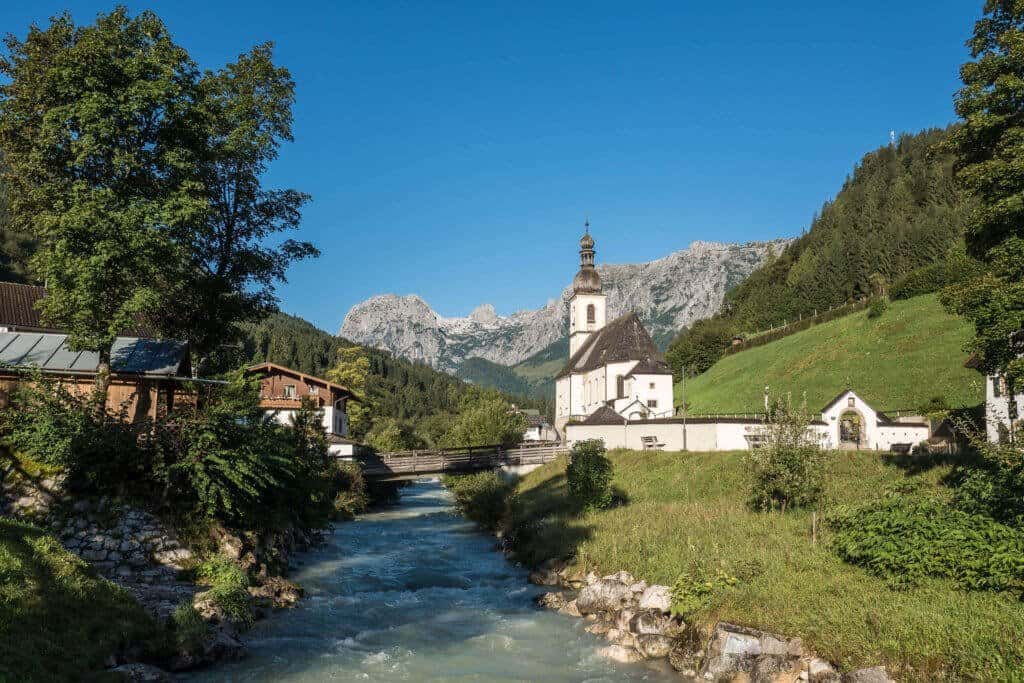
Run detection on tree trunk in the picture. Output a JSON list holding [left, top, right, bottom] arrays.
[[92, 346, 112, 418]]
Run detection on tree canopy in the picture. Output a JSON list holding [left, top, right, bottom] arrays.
[[943, 0, 1024, 387]]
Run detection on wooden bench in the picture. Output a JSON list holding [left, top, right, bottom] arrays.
[[641, 436, 665, 451], [889, 443, 912, 455]]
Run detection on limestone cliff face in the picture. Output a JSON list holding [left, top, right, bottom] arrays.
[[340, 239, 790, 371]]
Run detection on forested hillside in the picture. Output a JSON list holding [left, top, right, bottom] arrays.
[[242, 312, 546, 423], [668, 127, 975, 377]]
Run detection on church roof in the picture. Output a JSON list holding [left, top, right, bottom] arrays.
[[556, 312, 666, 379], [626, 358, 672, 376], [578, 405, 628, 426]]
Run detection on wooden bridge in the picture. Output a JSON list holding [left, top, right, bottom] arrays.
[[353, 442, 568, 480]]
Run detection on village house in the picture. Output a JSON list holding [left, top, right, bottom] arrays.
[[516, 408, 558, 442], [0, 282, 196, 422], [245, 362, 359, 456], [554, 224, 675, 436]]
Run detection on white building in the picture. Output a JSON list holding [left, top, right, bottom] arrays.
[[981, 372, 1022, 443], [518, 409, 558, 441], [565, 388, 930, 453], [554, 224, 675, 437]]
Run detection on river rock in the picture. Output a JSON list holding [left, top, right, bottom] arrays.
[[576, 578, 636, 614], [637, 584, 671, 612], [534, 591, 566, 610], [842, 667, 895, 683], [629, 609, 684, 638], [636, 634, 674, 659], [110, 663, 171, 682], [557, 599, 581, 618], [248, 576, 303, 609], [597, 644, 643, 664], [585, 620, 611, 636], [668, 640, 701, 677], [602, 570, 636, 585], [701, 622, 802, 680], [808, 657, 841, 683]]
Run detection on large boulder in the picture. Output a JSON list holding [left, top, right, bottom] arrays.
[[575, 578, 636, 614], [629, 609, 685, 638], [637, 584, 672, 612], [701, 623, 803, 680], [597, 644, 642, 664], [843, 667, 895, 683]]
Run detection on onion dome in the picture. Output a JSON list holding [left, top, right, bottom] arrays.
[[572, 220, 602, 294]]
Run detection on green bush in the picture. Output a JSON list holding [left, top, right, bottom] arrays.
[[171, 601, 209, 652], [333, 460, 369, 519], [566, 439, 614, 510], [745, 394, 824, 512], [443, 471, 512, 531], [829, 496, 1024, 592], [866, 296, 888, 318], [195, 555, 254, 628], [441, 396, 529, 448]]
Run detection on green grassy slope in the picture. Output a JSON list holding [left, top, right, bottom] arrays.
[[0, 516, 164, 681], [512, 450, 1024, 680], [677, 294, 982, 413]]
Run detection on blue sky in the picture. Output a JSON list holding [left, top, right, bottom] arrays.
[[2, 1, 981, 331]]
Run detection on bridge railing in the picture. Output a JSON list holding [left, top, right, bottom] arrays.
[[357, 441, 569, 478]]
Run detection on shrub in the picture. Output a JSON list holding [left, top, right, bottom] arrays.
[[566, 439, 614, 510], [443, 471, 512, 531], [171, 601, 209, 652], [745, 394, 825, 512], [829, 496, 1024, 593], [951, 429, 1024, 526], [866, 295, 887, 318], [333, 461, 369, 519], [441, 397, 529, 448], [195, 555, 254, 628], [366, 417, 422, 452]]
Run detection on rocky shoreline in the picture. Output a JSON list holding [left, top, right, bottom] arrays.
[[526, 560, 896, 683], [2, 474, 314, 680]]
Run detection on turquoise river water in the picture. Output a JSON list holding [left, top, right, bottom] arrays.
[[187, 479, 678, 682]]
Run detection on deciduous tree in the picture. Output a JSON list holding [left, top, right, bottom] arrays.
[[944, 1, 1024, 387]]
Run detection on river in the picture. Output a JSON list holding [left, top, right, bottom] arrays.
[[187, 479, 678, 682]]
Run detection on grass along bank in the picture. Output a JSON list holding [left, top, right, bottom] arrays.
[[502, 449, 1024, 681], [0, 516, 166, 682], [677, 294, 982, 414]]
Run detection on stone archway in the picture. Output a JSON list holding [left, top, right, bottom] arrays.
[[839, 410, 864, 449]]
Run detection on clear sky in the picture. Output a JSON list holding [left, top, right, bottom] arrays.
[[1, 1, 982, 331]]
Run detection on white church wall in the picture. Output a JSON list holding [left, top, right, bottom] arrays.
[[569, 293, 607, 356], [630, 373, 674, 418]]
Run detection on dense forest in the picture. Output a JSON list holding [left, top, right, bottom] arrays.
[[242, 312, 547, 423], [667, 127, 978, 378]]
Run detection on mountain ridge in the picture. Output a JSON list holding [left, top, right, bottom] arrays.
[[340, 238, 790, 372]]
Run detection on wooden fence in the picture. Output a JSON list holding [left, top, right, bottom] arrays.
[[357, 441, 567, 479]]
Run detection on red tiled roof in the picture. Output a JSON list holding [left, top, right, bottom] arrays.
[[0, 282, 50, 330]]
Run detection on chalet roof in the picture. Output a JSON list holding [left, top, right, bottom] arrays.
[[556, 313, 665, 379], [0, 282, 52, 331], [578, 405, 628, 426], [0, 332, 189, 376], [246, 362, 356, 399]]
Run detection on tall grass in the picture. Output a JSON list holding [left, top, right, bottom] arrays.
[[512, 449, 1024, 680]]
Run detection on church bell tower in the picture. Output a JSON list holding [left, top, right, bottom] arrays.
[[568, 220, 607, 356]]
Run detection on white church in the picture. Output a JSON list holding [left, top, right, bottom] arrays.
[[554, 224, 675, 435], [555, 224, 931, 452]]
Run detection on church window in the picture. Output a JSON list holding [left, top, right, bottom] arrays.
[[586, 304, 595, 324], [649, 382, 655, 390], [616, 375, 625, 399]]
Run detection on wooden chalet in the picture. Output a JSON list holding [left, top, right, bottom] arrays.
[[245, 363, 356, 443]]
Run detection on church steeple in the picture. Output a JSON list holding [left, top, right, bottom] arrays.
[[572, 220, 602, 294], [568, 220, 607, 356]]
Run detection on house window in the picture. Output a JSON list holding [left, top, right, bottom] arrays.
[[586, 304, 595, 324], [649, 382, 655, 390], [283, 384, 296, 398], [309, 384, 318, 395], [616, 375, 625, 399], [647, 399, 658, 408]]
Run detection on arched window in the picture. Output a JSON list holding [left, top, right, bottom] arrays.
[[616, 375, 625, 399], [586, 304, 596, 324]]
